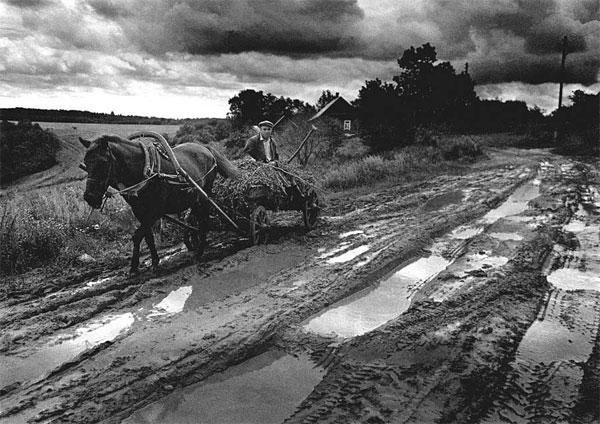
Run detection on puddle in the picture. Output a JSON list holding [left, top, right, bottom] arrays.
[[483, 185, 600, 423], [547, 269, 600, 291], [124, 351, 324, 424], [305, 255, 451, 338], [450, 226, 483, 239], [546, 218, 600, 292], [480, 181, 540, 223], [318, 242, 351, 258], [488, 232, 524, 241], [482, 289, 600, 423], [421, 190, 464, 211], [147, 286, 193, 318], [0, 284, 192, 390], [0, 313, 134, 389], [327, 245, 370, 264], [86, 276, 113, 287], [339, 230, 364, 238]]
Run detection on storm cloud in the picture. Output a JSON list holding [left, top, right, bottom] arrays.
[[80, 0, 599, 86], [0, 0, 598, 118]]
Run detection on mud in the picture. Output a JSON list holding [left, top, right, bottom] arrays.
[[1, 148, 599, 423]]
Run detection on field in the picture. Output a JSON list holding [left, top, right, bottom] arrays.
[[0, 124, 599, 424]]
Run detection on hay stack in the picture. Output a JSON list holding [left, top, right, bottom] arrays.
[[212, 159, 317, 217]]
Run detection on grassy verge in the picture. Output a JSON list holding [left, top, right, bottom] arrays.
[[321, 136, 484, 191], [0, 181, 138, 277]]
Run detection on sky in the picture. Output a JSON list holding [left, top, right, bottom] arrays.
[[0, 0, 598, 119]]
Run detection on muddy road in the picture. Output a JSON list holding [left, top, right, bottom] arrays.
[[0, 148, 599, 423]]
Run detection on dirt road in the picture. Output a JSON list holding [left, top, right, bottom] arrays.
[[0, 147, 598, 423]]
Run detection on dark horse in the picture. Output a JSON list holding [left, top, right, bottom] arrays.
[[79, 134, 239, 274]]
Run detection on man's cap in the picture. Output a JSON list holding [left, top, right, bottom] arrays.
[[258, 120, 274, 128]]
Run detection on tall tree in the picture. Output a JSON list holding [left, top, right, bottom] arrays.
[[316, 90, 339, 110], [227, 89, 314, 128]]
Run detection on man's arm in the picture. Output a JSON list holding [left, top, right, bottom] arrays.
[[243, 136, 258, 160]]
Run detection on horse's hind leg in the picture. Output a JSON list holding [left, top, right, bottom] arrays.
[[191, 202, 208, 257]]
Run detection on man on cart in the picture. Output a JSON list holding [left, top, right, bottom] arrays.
[[243, 120, 279, 164]]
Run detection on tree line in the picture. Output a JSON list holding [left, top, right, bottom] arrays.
[[227, 43, 597, 152], [0, 108, 190, 125]]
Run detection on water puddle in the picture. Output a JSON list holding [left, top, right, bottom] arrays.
[[0, 284, 192, 390], [480, 182, 540, 223], [147, 286, 193, 318], [327, 245, 370, 264], [488, 232, 524, 241], [0, 313, 134, 389], [483, 182, 600, 422], [124, 351, 324, 424], [482, 289, 600, 423], [304, 255, 451, 338], [450, 226, 483, 239], [421, 190, 463, 211], [339, 230, 364, 238]]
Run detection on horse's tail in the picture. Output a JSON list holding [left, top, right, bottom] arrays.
[[206, 145, 241, 180]]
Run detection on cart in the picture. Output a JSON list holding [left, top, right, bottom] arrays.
[[127, 132, 320, 251]]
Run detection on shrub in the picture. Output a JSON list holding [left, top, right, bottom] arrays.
[[0, 120, 61, 183], [439, 136, 483, 161]]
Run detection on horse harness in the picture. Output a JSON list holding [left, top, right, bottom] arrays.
[[104, 140, 217, 201]]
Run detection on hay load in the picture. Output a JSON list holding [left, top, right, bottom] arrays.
[[212, 159, 318, 218]]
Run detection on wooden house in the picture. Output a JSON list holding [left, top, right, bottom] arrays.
[[307, 96, 356, 134]]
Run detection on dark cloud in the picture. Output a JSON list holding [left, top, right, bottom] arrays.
[[98, 0, 364, 56], [470, 53, 600, 85], [4, 0, 52, 8], [88, 0, 132, 19], [421, 0, 599, 85]]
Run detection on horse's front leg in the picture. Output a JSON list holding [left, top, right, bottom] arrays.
[[130, 225, 145, 274], [144, 228, 160, 272]]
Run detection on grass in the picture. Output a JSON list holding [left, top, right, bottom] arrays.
[[0, 181, 138, 276], [321, 135, 485, 191]]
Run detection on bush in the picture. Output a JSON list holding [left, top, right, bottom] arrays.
[[0, 120, 61, 183], [439, 136, 483, 161]]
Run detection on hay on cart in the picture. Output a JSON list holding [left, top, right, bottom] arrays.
[[212, 159, 318, 218]]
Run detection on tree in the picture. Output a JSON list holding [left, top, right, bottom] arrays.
[[393, 43, 476, 125], [353, 78, 404, 150], [316, 90, 339, 110], [227, 89, 315, 128]]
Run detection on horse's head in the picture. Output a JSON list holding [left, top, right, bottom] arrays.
[[80, 136, 114, 209]]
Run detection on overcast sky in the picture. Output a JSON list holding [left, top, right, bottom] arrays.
[[1, 0, 598, 119]]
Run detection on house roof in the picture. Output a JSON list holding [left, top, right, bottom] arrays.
[[308, 96, 353, 122]]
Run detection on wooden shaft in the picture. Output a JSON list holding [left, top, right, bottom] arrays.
[[287, 125, 317, 165]]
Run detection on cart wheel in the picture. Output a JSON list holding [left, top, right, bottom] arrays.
[[303, 190, 320, 230], [183, 211, 204, 256], [250, 206, 269, 245]]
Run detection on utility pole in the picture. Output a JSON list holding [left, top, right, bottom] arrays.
[[558, 36, 568, 110], [554, 35, 568, 143]]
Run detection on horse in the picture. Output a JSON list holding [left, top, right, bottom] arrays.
[[79, 134, 239, 274]]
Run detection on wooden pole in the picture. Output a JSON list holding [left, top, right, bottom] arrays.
[[558, 36, 568, 110], [554, 36, 568, 143], [287, 125, 317, 165]]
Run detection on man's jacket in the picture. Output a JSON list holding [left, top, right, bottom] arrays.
[[243, 135, 279, 163]]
